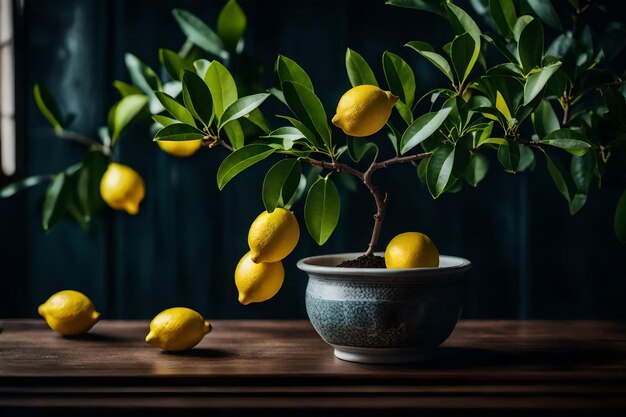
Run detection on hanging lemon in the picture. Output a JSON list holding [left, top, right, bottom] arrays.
[[235, 252, 284, 305], [99, 163, 145, 215], [248, 208, 300, 263], [157, 140, 202, 157], [332, 85, 398, 137]]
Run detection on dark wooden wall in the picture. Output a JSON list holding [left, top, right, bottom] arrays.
[[0, 0, 624, 320]]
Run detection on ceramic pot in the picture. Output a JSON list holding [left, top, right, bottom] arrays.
[[296, 252, 471, 364]]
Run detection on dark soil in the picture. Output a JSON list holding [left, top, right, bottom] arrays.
[[337, 255, 386, 268]]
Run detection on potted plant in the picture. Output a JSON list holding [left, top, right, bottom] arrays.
[[151, 0, 626, 363]]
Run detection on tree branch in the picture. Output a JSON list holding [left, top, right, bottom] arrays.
[[202, 135, 233, 152], [302, 151, 433, 256]]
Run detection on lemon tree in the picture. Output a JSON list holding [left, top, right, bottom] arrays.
[[152, 0, 626, 295], [0, 0, 266, 231]]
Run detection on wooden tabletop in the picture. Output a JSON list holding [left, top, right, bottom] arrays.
[[1, 320, 626, 413]]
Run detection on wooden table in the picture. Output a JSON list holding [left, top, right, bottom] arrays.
[[1, 320, 626, 415]]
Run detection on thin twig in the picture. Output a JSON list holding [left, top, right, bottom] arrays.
[[54, 130, 108, 154], [202, 135, 233, 152]]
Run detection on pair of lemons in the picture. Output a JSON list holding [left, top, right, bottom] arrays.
[[235, 208, 300, 305], [38, 291, 210, 352]]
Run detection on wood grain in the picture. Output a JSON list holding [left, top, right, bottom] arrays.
[[1, 320, 626, 411]]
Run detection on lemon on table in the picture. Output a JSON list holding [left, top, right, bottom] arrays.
[[235, 252, 284, 305], [331, 85, 398, 137], [99, 163, 145, 215], [248, 208, 300, 263], [38, 290, 100, 336], [157, 140, 202, 157], [385, 232, 440, 269], [145, 307, 211, 352]]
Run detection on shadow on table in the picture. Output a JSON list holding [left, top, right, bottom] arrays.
[[162, 348, 233, 359], [63, 333, 123, 342]]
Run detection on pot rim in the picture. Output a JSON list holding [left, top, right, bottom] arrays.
[[296, 252, 472, 278]]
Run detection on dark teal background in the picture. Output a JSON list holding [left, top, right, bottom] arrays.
[[1, 0, 625, 320]]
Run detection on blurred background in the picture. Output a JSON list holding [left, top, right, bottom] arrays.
[[0, 0, 624, 320]]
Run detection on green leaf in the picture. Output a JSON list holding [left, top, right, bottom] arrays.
[[42, 173, 72, 231], [395, 101, 413, 126], [497, 142, 535, 173], [489, 0, 517, 37], [152, 115, 178, 127], [172, 9, 227, 59], [532, 99, 559, 138], [304, 176, 340, 245], [400, 107, 452, 154], [464, 153, 489, 186], [155, 91, 196, 126], [193, 59, 211, 79], [159, 48, 193, 81], [204, 61, 238, 120], [33, 84, 64, 132], [347, 137, 379, 163], [571, 152, 595, 194], [113, 80, 143, 97], [277, 115, 320, 147], [245, 108, 272, 135], [495, 90, 513, 120], [450, 32, 478, 85], [523, 0, 561, 30], [426, 144, 470, 198], [223, 119, 245, 149], [182, 70, 214, 127], [276, 55, 314, 91], [282, 81, 331, 148], [545, 152, 584, 214], [539, 129, 590, 155], [386, 123, 401, 156], [154, 123, 205, 141], [382, 51, 415, 106], [517, 17, 544, 74], [263, 126, 306, 141], [216, 144, 275, 189], [446, 3, 482, 43], [615, 191, 626, 243], [345, 48, 378, 87], [262, 159, 301, 213], [405, 41, 454, 83], [385, 0, 446, 16], [76, 150, 108, 220], [109, 94, 149, 144], [124, 53, 162, 96], [217, 0, 247, 52], [284, 174, 307, 209], [0, 175, 51, 198], [220, 93, 270, 129], [523, 61, 561, 105]]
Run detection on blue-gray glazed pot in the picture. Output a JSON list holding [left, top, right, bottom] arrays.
[[296, 252, 471, 364]]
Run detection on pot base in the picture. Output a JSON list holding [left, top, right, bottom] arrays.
[[333, 345, 434, 364]]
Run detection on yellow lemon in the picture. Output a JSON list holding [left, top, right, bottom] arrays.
[[99, 163, 145, 215], [248, 208, 300, 263], [331, 85, 398, 137], [38, 290, 100, 336], [145, 307, 211, 352], [157, 140, 202, 157], [385, 232, 440, 269], [235, 252, 284, 305]]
